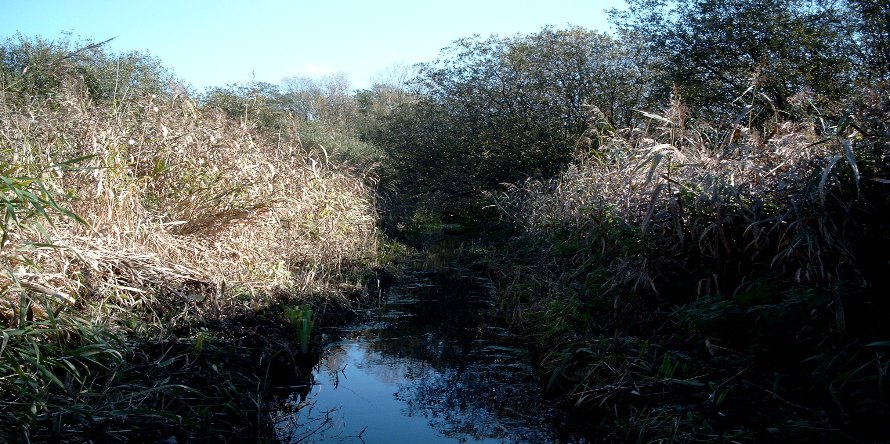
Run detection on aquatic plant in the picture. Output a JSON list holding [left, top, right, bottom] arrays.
[[287, 305, 315, 354]]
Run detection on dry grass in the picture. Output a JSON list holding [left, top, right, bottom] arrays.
[[1, 76, 378, 325], [0, 71, 380, 440], [500, 105, 850, 299]]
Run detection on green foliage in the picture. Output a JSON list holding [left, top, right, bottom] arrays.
[[0, 295, 126, 441], [363, 7, 890, 441], [281, 73, 358, 131], [202, 80, 289, 132], [845, 0, 890, 82], [1, 33, 174, 103], [1, 166, 71, 249], [370, 26, 653, 218], [355, 82, 416, 131], [0, 147, 87, 285], [285, 305, 314, 355], [611, 0, 863, 121], [201, 77, 383, 167]]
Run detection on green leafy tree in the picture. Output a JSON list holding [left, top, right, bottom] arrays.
[[1, 33, 174, 103], [373, 27, 650, 215], [611, 0, 857, 119], [845, 0, 890, 82]]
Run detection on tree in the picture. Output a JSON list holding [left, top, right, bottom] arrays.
[[358, 62, 419, 124], [202, 80, 287, 131], [1, 34, 174, 103], [280, 73, 358, 131], [372, 27, 651, 214], [611, 0, 857, 120], [845, 0, 890, 82]]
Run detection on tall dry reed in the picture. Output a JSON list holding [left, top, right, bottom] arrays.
[[1, 71, 380, 439], [2, 76, 378, 325]]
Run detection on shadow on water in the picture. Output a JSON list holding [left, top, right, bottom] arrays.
[[272, 234, 588, 443]]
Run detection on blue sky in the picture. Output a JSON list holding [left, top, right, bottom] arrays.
[[2, 1, 626, 92]]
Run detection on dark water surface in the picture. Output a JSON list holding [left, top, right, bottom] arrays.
[[273, 266, 586, 443]]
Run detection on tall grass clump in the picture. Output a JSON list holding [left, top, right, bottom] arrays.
[[494, 90, 890, 441], [1, 36, 379, 440]]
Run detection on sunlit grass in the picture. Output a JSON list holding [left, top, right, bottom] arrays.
[[1, 51, 380, 439]]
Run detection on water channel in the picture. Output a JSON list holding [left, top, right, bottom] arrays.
[[272, 238, 589, 443]]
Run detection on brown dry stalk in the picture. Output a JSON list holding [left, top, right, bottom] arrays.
[[502, 117, 845, 292], [1, 77, 379, 324]]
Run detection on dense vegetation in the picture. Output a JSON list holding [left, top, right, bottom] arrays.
[[2, 0, 889, 441], [364, 0, 890, 441], [1, 35, 379, 440]]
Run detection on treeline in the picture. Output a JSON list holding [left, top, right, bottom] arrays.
[[367, 0, 887, 214]]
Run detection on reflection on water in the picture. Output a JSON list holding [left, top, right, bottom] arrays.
[[274, 268, 584, 443]]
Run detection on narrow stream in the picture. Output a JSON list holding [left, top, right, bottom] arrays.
[[273, 243, 587, 443]]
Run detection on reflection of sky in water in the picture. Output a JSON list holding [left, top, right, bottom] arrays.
[[274, 271, 577, 444], [279, 340, 558, 444], [297, 342, 470, 443]]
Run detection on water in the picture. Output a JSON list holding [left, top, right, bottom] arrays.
[[273, 267, 585, 443]]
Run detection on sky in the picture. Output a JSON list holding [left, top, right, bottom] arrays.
[[2, 0, 626, 92]]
